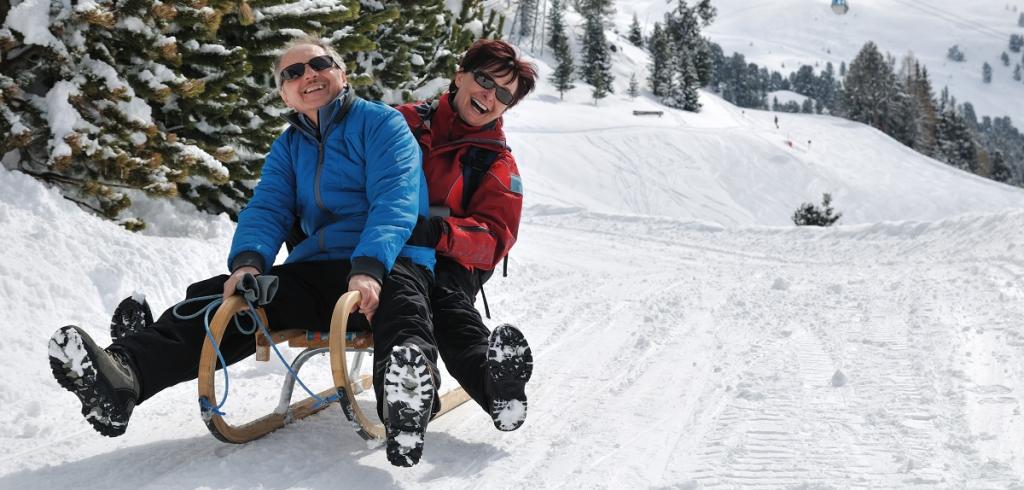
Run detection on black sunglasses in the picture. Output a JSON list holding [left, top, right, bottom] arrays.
[[472, 70, 515, 105], [280, 55, 337, 82]]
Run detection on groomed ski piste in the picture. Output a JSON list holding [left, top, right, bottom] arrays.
[[5, 2, 1024, 489]]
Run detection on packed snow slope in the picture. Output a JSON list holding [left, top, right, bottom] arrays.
[[4, 149, 1024, 487], [617, 0, 1024, 121], [5, 20, 1024, 489]]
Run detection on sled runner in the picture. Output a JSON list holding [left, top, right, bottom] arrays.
[[197, 291, 471, 444]]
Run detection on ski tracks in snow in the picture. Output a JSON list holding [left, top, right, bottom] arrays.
[[501, 210, 1024, 488]]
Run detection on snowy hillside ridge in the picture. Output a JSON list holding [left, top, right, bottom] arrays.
[[615, 0, 1024, 121], [505, 75, 1024, 226]]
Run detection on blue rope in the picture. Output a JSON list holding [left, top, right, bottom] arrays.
[[174, 293, 339, 416]]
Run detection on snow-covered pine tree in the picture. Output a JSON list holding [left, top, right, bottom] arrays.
[[906, 62, 939, 157], [516, 0, 539, 39], [547, 0, 575, 99], [627, 13, 643, 47], [352, 0, 497, 103], [947, 44, 965, 62], [989, 150, 1012, 182], [1001, 51, 1011, 66], [579, 2, 613, 103], [983, 62, 993, 83], [1015, 64, 1023, 82], [647, 22, 672, 97], [790, 65, 817, 98], [1019, 12, 1024, 27], [842, 42, 902, 135], [628, 73, 639, 98], [935, 103, 978, 172], [792, 193, 842, 227], [2, 0, 362, 227], [816, 62, 838, 113], [1010, 34, 1023, 53], [660, 1, 707, 111], [801, 98, 814, 113]]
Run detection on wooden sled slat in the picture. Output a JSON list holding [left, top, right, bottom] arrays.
[[329, 291, 474, 441], [200, 291, 474, 445]]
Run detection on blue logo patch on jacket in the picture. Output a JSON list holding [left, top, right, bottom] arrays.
[[510, 175, 523, 195]]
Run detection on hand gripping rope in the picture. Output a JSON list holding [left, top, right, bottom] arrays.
[[174, 274, 340, 417]]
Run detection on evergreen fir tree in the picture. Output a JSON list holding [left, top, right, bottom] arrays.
[[990, 150, 1012, 182], [353, 0, 494, 103], [839, 61, 847, 77], [1010, 34, 1024, 53], [983, 62, 993, 83], [580, 5, 614, 103], [946, 44, 965, 62], [1, 0, 364, 227], [628, 73, 640, 98], [658, 0, 714, 112], [628, 13, 644, 47], [1020, 12, 1024, 27], [647, 22, 672, 97], [547, 0, 575, 99], [935, 105, 978, 172], [842, 42, 902, 136], [792, 193, 842, 227], [1015, 64, 1023, 82], [801, 98, 814, 113], [516, 0, 539, 39], [1001, 51, 1011, 66]]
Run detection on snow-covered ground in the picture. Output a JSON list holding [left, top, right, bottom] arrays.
[[617, 0, 1024, 121], [4, 2, 1024, 488], [3, 86, 1024, 487]]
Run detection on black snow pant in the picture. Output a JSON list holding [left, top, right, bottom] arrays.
[[430, 257, 496, 413], [111, 258, 436, 420]]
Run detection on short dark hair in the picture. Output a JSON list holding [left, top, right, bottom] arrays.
[[450, 39, 537, 107]]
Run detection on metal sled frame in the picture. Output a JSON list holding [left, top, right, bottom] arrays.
[[197, 291, 471, 444]]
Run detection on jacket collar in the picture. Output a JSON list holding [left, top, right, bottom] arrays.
[[432, 91, 506, 149], [284, 87, 351, 141]]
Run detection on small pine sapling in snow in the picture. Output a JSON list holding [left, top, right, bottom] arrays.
[[792, 193, 842, 227], [946, 44, 965, 62]]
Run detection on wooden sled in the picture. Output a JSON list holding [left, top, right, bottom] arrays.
[[197, 291, 471, 444]]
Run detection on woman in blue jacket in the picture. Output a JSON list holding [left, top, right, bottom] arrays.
[[48, 38, 440, 467]]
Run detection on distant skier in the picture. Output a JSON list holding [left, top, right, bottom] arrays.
[[774, 115, 779, 129]]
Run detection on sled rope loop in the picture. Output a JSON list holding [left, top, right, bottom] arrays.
[[173, 294, 339, 417]]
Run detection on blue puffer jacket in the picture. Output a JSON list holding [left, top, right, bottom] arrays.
[[227, 91, 435, 283]]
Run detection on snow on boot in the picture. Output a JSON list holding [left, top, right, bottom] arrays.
[[383, 344, 436, 467], [487, 324, 533, 431], [110, 295, 153, 340], [48, 326, 140, 437]]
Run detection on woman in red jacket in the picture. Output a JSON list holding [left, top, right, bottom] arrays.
[[400, 39, 537, 432]]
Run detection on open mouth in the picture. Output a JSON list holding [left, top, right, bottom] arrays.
[[470, 97, 490, 115], [303, 84, 326, 94]]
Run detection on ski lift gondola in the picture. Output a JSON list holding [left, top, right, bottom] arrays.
[[831, 0, 850, 15]]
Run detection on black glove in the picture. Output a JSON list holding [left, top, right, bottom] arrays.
[[235, 273, 279, 306], [408, 215, 445, 247]]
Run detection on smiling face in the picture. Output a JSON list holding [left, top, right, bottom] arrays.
[[452, 68, 519, 128], [277, 44, 346, 124]]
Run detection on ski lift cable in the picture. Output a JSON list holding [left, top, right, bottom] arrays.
[[889, 0, 1011, 42]]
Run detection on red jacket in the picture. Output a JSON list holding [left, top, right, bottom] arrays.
[[396, 94, 523, 271]]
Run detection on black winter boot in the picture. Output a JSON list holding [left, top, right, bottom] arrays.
[[49, 326, 140, 437], [109, 295, 153, 340], [486, 324, 533, 431], [383, 344, 436, 467]]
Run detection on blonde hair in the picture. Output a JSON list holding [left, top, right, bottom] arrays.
[[273, 36, 345, 89]]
